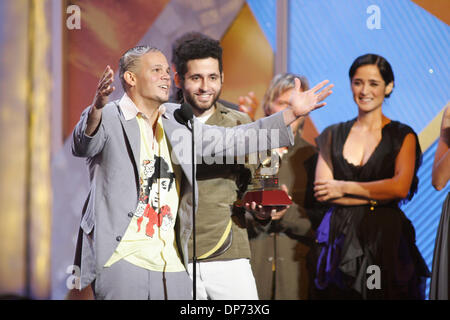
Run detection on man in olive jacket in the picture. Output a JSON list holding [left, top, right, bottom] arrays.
[[171, 32, 258, 299]]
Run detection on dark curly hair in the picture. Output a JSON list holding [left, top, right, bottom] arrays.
[[171, 32, 223, 103]]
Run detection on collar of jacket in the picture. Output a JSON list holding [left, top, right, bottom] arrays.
[[205, 101, 238, 125]]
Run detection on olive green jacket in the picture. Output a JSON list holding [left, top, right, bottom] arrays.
[[187, 102, 255, 261]]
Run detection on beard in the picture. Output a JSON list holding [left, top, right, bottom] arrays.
[[184, 88, 222, 115]]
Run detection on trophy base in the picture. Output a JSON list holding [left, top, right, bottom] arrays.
[[239, 189, 292, 207]]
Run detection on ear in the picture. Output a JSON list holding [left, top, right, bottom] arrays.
[[124, 71, 136, 87], [221, 72, 224, 83], [385, 81, 394, 96], [174, 72, 182, 89]]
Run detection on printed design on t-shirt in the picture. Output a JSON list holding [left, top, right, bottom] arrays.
[[135, 155, 176, 238]]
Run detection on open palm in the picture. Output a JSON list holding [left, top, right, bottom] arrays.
[[289, 78, 333, 117]]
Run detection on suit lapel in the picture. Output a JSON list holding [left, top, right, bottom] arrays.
[[162, 112, 193, 187], [118, 111, 140, 176]]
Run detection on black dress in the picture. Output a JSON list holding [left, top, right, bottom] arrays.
[[314, 119, 430, 299]]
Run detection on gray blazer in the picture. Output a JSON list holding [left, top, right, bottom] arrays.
[[71, 100, 293, 289]]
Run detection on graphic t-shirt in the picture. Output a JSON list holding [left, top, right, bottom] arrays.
[[104, 96, 184, 272]]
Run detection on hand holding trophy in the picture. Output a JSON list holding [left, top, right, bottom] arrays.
[[237, 150, 292, 220]]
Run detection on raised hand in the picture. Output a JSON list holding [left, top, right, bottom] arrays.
[[85, 66, 115, 136], [92, 65, 115, 109], [442, 105, 450, 148], [238, 91, 259, 120], [432, 105, 450, 190], [289, 78, 333, 117]]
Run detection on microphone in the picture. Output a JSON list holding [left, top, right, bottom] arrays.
[[174, 103, 194, 127]]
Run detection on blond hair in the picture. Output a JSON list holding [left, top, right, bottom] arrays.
[[262, 73, 309, 116]]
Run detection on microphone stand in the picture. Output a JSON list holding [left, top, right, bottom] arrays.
[[190, 118, 197, 301], [174, 103, 197, 300]]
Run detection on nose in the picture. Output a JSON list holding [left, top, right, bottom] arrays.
[[162, 70, 170, 80], [361, 83, 369, 95], [199, 79, 208, 92]]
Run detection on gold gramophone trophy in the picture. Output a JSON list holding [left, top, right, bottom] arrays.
[[236, 150, 292, 219]]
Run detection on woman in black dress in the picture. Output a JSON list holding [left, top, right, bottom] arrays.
[[313, 54, 429, 299]]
